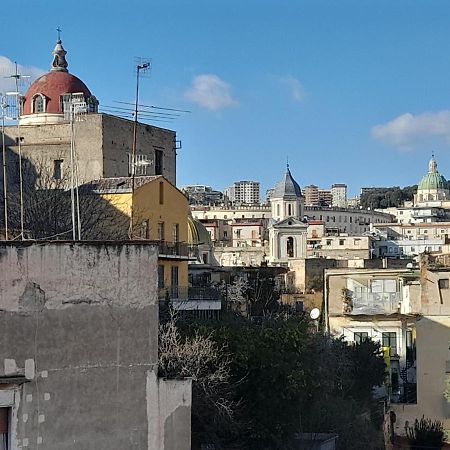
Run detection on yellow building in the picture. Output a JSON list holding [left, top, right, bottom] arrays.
[[82, 175, 192, 299]]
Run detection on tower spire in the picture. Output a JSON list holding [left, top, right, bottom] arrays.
[[51, 29, 68, 73]]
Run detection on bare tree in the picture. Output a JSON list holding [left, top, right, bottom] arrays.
[[158, 313, 240, 446], [5, 155, 130, 240]]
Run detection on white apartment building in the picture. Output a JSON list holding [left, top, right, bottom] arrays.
[[224, 180, 260, 204], [331, 183, 347, 208]]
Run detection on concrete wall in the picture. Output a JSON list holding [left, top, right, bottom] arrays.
[[0, 242, 190, 450], [147, 372, 191, 450], [3, 113, 176, 188], [101, 115, 176, 185]]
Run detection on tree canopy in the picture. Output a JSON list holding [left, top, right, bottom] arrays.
[[175, 313, 386, 450], [360, 185, 417, 209]]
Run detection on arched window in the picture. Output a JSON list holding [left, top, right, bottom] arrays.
[[33, 95, 44, 113], [287, 236, 294, 257]]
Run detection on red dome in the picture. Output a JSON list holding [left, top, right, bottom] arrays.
[[22, 71, 92, 115]]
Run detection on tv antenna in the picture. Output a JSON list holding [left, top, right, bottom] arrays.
[[5, 62, 30, 240], [129, 57, 151, 239]]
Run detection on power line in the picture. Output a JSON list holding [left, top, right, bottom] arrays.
[[114, 100, 191, 113]]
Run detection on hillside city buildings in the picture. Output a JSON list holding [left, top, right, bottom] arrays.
[[1, 36, 450, 448]]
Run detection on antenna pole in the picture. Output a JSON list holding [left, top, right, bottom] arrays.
[[14, 63, 25, 239], [1, 103, 8, 240], [69, 106, 76, 240], [129, 62, 150, 239]]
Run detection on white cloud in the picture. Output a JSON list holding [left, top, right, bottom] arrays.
[[278, 75, 305, 102], [372, 110, 450, 148], [185, 74, 238, 110], [0, 56, 44, 95]]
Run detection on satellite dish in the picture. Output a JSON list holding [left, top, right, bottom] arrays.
[[310, 308, 320, 320]]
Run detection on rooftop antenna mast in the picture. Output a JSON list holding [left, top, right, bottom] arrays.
[[0, 95, 8, 240], [129, 57, 151, 239], [11, 62, 30, 240]]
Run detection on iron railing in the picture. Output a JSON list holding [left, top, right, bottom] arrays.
[[159, 286, 223, 302]]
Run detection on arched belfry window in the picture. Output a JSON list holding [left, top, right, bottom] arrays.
[[33, 95, 45, 113], [287, 236, 294, 257]]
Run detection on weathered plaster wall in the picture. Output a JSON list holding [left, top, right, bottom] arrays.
[[0, 242, 160, 449], [3, 113, 176, 187], [147, 372, 191, 450]]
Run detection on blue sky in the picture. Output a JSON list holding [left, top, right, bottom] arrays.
[[3, 0, 450, 197]]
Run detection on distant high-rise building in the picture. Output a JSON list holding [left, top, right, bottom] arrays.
[[266, 188, 275, 202], [360, 187, 388, 196], [304, 185, 319, 206], [224, 180, 260, 204], [331, 183, 347, 207], [181, 185, 223, 205], [318, 189, 332, 206]]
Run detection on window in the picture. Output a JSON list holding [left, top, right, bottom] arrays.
[[287, 236, 294, 257], [158, 265, 165, 289], [157, 222, 165, 241], [0, 408, 9, 450], [288, 204, 292, 216], [155, 149, 163, 175], [354, 238, 360, 245], [172, 223, 179, 243], [159, 181, 164, 204], [438, 279, 449, 289], [382, 332, 397, 353], [33, 94, 44, 113], [202, 252, 209, 264], [339, 239, 345, 245], [171, 265, 179, 295], [141, 220, 149, 239], [223, 231, 228, 238], [53, 159, 63, 180], [354, 332, 368, 344], [277, 204, 280, 216], [235, 229, 241, 238], [326, 239, 332, 246]]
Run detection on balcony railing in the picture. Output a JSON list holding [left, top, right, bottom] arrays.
[[350, 292, 401, 315], [148, 241, 191, 257], [159, 286, 223, 302]]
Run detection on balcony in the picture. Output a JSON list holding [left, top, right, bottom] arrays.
[[348, 292, 401, 315], [150, 241, 195, 260], [159, 286, 223, 311]]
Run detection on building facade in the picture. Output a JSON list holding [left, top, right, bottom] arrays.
[[331, 183, 347, 208], [1, 38, 177, 207], [324, 259, 450, 440], [224, 180, 260, 204], [0, 242, 191, 450]]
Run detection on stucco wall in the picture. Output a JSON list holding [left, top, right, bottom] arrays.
[[0, 242, 161, 449], [147, 372, 192, 450], [392, 316, 450, 437], [3, 114, 176, 188]]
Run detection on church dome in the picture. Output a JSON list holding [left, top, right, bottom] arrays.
[[187, 215, 211, 245], [418, 157, 447, 190], [20, 38, 97, 123], [22, 71, 92, 115], [272, 165, 302, 199]]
